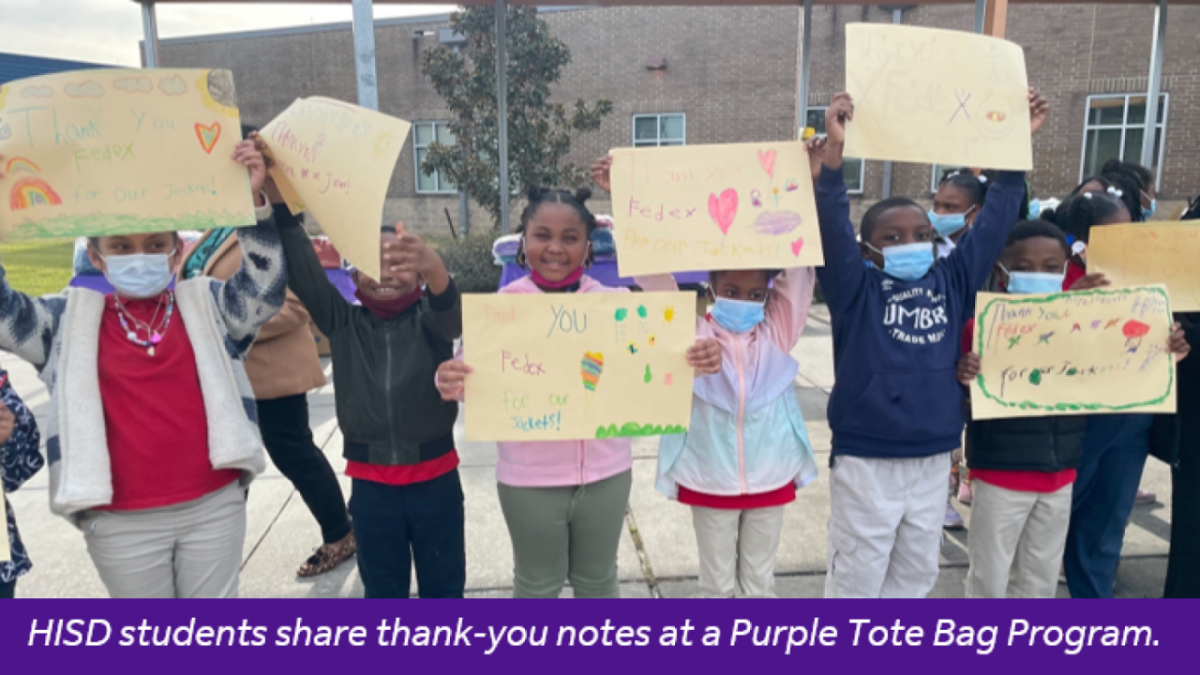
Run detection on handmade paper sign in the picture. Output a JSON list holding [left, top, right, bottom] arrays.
[[0, 68, 254, 239], [462, 292, 696, 441], [608, 141, 822, 276], [260, 97, 411, 280], [1087, 223, 1200, 312], [845, 24, 1032, 171], [971, 286, 1175, 420]]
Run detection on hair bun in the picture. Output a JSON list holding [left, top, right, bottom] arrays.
[[573, 187, 593, 204]]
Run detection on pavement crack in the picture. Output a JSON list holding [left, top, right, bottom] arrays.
[[624, 505, 662, 598]]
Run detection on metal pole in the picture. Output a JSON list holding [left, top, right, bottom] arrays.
[[796, 0, 813, 137], [351, 0, 379, 110], [140, 2, 160, 67], [496, 0, 511, 233], [973, 0, 987, 34], [881, 7, 904, 199], [1141, 0, 1167, 171]]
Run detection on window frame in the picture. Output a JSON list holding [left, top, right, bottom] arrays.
[[413, 121, 457, 195], [806, 106, 865, 195], [1078, 93, 1168, 184], [631, 113, 686, 147]]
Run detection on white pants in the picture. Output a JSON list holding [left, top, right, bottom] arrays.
[[965, 480, 1071, 599], [691, 505, 785, 598], [81, 481, 246, 598], [825, 453, 950, 598]]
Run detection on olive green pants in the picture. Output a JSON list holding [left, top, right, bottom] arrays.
[[497, 470, 632, 599]]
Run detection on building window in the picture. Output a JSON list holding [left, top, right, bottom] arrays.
[[1080, 94, 1167, 182], [414, 121, 456, 194], [633, 113, 685, 147], [806, 108, 864, 194]]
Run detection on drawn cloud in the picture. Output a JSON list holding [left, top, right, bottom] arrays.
[[158, 75, 187, 96], [20, 85, 53, 99], [64, 81, 104, 98], [114, 77, 153, 94]]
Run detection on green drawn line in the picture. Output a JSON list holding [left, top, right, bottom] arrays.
[[595, 422, 686, 439], [5, 210, 255, 240], [974, 286, 1174, 413]]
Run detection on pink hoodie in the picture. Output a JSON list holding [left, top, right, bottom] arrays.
[[461, 274, 634, 488]]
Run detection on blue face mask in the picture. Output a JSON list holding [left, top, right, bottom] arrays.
[[866, 242, 935, 281], [711, 297, 765, 333], [1027, 200, 1041, 218], [1000, 264, 1065, 295], [927, 205, 975, 239], [102, 250, 176, 299], [1142, 199, 1157, 220]]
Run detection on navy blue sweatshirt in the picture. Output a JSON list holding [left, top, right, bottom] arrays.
[[815, 165, 1026, 459]]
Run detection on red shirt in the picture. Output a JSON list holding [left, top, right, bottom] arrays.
[[345, 451, 460, 486], [1064, 260, 1086, 291], [677, 484, 796, 510], [97, 295, 238, 511]]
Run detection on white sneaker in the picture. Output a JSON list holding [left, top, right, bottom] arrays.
[[944, 500, 965, 530]]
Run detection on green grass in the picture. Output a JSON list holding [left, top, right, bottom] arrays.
[[0, 239, 76, 297]]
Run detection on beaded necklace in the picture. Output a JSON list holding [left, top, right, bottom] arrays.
[[114, 291, 175, 357]]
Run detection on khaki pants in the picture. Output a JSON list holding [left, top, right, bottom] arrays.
[[692, 505, 785, 598], [81, 481, 246, 598], [825, 452, 950, 598], [966, 480, 1071, 599]]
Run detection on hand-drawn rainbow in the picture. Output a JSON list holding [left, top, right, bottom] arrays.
[[5, 157, 41, 175], [9, 177, 63, 211], [581, 351, 604, 392]]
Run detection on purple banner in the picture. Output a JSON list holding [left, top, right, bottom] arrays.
[[1, 601, 1188, 673]]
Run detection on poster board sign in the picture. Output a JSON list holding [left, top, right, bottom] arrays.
[[462, 292, 696, 441], [1088, 223, 1200, 312], [260, 97, 411, 281], [845, 24, 1033, 171], [970, 286, 1176, 420], [608, 141, 822, 276], [0, 69, 254, 239]]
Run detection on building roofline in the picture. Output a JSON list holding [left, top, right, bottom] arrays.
[[156, 6, 590, 47]]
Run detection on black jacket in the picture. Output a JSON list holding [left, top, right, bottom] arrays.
[[1149, 312, 1200, 468], [277, 206, 461, 466], [966, 414, 1087, 473]]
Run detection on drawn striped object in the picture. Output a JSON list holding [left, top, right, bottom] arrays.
[[581, 351, 604, 392]]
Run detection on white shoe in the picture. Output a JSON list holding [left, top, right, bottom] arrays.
[[944, 500, 965, 530]]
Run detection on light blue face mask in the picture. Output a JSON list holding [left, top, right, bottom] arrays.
[[1142, 199, 1157, 220], [865, 241, 935, 281], [102, 250, 176, 299], [711, 297, 765, 333], [1000, 263, 1065, 295], [1027, 200, 1041, 218], [927, 205, 975, 239]]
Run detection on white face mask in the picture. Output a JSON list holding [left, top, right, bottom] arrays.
[[101, 250, 176, 299]]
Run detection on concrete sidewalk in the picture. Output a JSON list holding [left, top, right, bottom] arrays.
[[4, 305, 1176, 598]]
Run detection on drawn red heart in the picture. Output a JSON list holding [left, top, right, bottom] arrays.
[[1122, 320, 1151, 338], [791, 237, 805, 257], [708, 189, 738, 236], [758, 149, 776, 179]]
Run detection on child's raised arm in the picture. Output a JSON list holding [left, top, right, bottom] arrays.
[[812, 95, 869, 315], [211, 140, 286, 346], [0, 156, 67, 370], [764, 267, 817, 351]]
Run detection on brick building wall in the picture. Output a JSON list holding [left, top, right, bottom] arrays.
[[159, 5, 1200, 235]]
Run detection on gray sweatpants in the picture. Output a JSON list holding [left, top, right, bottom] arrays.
[[80, 481, 246, 598], [497, 470, 632, 599]]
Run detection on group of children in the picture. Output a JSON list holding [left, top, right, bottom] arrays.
[[0, 86, 1192, 599]]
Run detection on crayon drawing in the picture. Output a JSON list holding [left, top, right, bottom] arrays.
[[970, 285, 1176, 420], [463, 293, 696, 441]]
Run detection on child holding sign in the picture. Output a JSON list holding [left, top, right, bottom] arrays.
[[274, 195, 464, 599], [0, 371, 42, 599], [438, 186, 721, 598], [653, 266, 819, 598], [0, 145, 281, 599], [814, 91, 1048, 598]]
